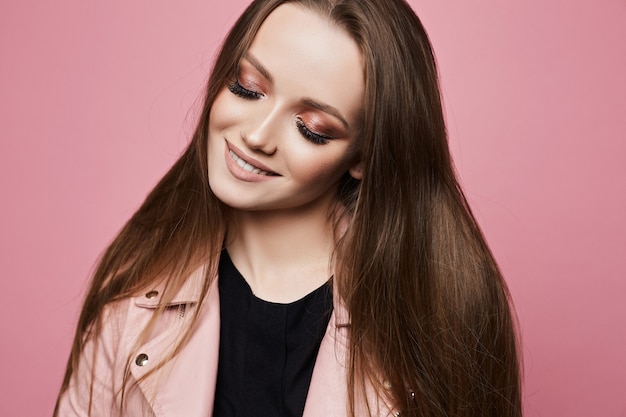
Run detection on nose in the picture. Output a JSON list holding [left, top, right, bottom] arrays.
[[241, 105, 280, 155]]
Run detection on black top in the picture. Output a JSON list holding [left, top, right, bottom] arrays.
[[213, 251, 333, 417]]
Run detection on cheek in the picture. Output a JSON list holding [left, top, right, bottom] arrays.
[[287, 145, 354, 185], [208, 90, 232, 133], [209, 88, 252, 135]]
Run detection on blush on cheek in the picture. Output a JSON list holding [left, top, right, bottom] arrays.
[[208, 89, 242, 129], [208, 96, 223, 130], [294, 159, 351, 186]]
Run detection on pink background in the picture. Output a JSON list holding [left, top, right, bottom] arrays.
[[1, 0, 625, 415]]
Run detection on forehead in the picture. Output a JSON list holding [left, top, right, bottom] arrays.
[[246, 3, 364, 122]]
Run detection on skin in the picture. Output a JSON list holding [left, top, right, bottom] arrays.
[[206, 3, 365, 303]]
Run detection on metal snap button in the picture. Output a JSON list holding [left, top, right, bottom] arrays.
[[135, 353, 149, 366], [145, 290, 159, 299]]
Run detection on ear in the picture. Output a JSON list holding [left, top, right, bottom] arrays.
[[349, 161, 364, 180]]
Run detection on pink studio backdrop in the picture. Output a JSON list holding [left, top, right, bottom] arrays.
[[1, 0, 625, 415]]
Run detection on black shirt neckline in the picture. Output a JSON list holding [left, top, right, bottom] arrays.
[[212, 250, 333, 417]]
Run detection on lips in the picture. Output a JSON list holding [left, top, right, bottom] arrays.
[[228, 149, 276, 176], [226, 140, 279, 177]]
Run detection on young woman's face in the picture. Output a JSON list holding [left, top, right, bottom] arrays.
[[207, 3, 364, 213]]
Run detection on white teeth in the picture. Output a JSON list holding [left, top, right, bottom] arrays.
[[229, 150, 272, 176]]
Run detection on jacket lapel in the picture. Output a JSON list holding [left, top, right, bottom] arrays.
[[130, 267, 221, 417], [304, 290, 397, 417], [302, 306, 351, 417]]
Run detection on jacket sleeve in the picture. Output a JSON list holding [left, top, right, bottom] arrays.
[[56, 300, 133, 417]]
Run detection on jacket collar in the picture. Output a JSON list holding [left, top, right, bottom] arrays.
[[134, 262, 352, 328], [133, 265, 208, 308]]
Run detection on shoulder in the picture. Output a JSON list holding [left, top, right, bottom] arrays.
[[57, 265, 218, 417]]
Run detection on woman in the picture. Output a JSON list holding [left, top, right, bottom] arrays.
[[55, 0, 522, 416]]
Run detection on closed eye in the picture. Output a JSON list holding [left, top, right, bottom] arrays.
[[296, 118, 333, 145], [228, 79, 263, 100]]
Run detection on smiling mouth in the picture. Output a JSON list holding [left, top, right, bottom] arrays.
[[228, 149, 278, 176]]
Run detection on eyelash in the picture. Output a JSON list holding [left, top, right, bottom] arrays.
[[228, 79, 263, 99], [296, 119, 332, 145], [228, 78, 333, 145]]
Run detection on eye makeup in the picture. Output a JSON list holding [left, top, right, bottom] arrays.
[[296, 118, 333, 145], [228, 79, 263, 100], [227, 57, 348, 146]]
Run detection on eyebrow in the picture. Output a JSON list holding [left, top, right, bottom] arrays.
[[244, 52, 273, 83], [243, 52, 350, 130], [301, 98, 349, 130]]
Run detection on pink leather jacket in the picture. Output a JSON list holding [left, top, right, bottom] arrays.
[[56, 266, 397, 417]]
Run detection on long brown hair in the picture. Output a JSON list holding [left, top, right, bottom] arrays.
[[56, 0, 522, 416]]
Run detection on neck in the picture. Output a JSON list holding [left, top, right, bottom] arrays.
[[225, 204, 339, 303]]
